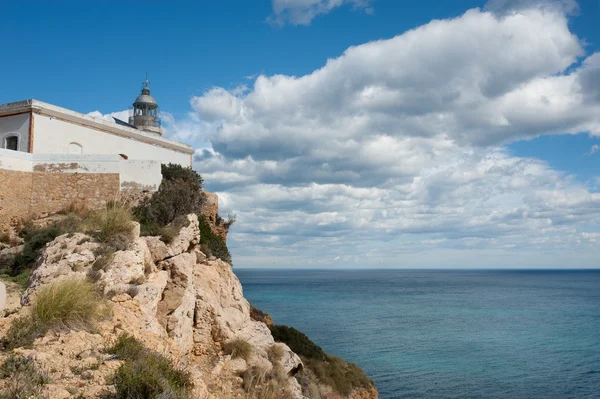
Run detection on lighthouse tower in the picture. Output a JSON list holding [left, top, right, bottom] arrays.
[[129, 75, 162, 135]]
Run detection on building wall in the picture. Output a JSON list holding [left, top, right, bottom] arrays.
[[0, 168, 33, 231], [29, 172, 119, 218], [33, 114, 191, 166], [0, 113, 31, 152], [0, 149, 126, 232], [120, 160, 162, 191]]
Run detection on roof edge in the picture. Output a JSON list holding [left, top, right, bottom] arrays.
[[0, 99, 194, 155]]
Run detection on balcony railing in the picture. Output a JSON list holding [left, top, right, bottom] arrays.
[[129, 115, 161, 128]]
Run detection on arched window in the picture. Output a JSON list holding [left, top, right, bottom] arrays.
[[4, 135, 19, 151], [69, 142, 83, 154]]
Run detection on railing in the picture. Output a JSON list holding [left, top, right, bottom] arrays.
[[129, 115, 162, 128]]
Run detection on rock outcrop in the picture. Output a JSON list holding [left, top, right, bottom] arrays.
[[0, 214, 377, 398]]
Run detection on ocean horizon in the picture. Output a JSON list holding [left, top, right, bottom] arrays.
[[236, 269, 600, 399]]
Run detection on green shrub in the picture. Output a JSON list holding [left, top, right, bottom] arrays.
[[85, 203, 135, 249], [107, 333, 146, 359], [197, 215, 232, 264], [108, 334, 192, 399], [223, 339, 253, 361], [0, 269, 32, 291], [0, 353, 49, 399], [135, 164, 205, 227], [269, 325, 326, 361], [160, 163, 204, 189], [2, 279, 107, 350], [305, 355, 373, 396], [10, 225, 64, 276], [270, 324, 373, 396]]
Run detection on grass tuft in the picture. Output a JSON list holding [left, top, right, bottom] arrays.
[[2, 278, 108, 350], [85, 202, 135, 249], [107, 334, 192, 399], [222, 338, 253, 361]]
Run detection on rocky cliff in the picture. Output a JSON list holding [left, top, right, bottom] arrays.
[[0, 214, 377, 399]]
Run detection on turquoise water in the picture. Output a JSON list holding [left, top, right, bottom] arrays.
[[235, 269, 600, 399]]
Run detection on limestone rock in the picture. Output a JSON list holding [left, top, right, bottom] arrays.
[[2, 213, 371, 399], [144, 214, 200, 263]]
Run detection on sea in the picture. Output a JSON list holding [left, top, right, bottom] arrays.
[[235, 269, 600, 399]]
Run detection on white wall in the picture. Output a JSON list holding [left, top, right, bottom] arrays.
[[120, 160, 162, 191], [0, 148, 121, 173], [0, 148, 162, 192], [33, 114, 191, 166], [0, 113, 30, 152]]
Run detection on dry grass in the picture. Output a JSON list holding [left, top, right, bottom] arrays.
[[32, 279, 107, 328], [2, 278, 109, 350], [223, 339, 253, 362], [84, 202, 135, 249], [58, 200, 89, 217]]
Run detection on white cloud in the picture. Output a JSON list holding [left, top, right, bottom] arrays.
[[589, 144, 600, 156], [269, 0, 374, 26], [185, 6, 600, 267], [97, 4, 600, 268], [87, 109, 131, 124]]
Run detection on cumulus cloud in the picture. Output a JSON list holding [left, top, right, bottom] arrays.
[[185, 6, 600, 268], [87, 109, 131, 124], [269, 0, 374, 26], [589, 144, 600, 156], [485, 0, 579, 15], [96, 4, 600, 267]]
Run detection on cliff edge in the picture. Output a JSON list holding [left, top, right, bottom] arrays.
[[0, 214, 377, 398]]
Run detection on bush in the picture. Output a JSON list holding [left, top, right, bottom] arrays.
[[269, 325, 326, 361], [0, 353, 49, 399], [85, 202, 135, 249], [108, 334, 192, 399], [223, 339, 253, 361], [305, 356, 373, 396], [135, 164, 205, 227], [0, 268, 32, 292], [197, 215, 232, 264], [10, 225, 64, 276], [2, 279, 107, 350], [270, 324, 373, 396]]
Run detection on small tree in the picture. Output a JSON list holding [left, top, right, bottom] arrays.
[[136, 164, 206, 227]]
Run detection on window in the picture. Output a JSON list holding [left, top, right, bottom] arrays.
[[4, 136, 18, 151]]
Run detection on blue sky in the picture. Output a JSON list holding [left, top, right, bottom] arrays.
[[2, 0, 600, 268]]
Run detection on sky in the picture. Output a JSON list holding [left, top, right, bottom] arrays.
[[1, 0, 600, 269]]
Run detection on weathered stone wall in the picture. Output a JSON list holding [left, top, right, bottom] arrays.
[[0, 167, 120, 233], [30, 172, 120, 218], [0, 168, 33, 231]]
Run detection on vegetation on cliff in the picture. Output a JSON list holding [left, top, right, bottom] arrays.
[[2, 278, 108, 350], [107, 334, 192, 399], [270, 324, 374, 397], [135, 163, 232, 263]]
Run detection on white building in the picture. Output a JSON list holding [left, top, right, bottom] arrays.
[[0, 79, 193, 166], [0, 80, 196, 230]]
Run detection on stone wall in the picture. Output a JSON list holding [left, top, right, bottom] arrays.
[[0, 168, 33, 232], [30, 172, 120, 218], [0, 167, 120, 232]]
